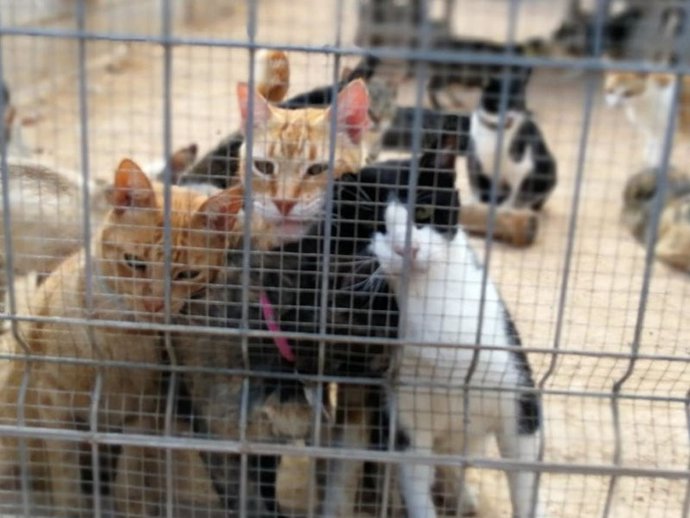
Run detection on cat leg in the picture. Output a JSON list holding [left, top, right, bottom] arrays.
[[398, 430, 437, 518], [434, 464, 478, 516], [35, 385, 89, 517], [496, 392, 544, 518], [320, 405, 368, 518], [112, 440, 160, 518], [643, 135, 663, 167], [44, 437, 87, 517]]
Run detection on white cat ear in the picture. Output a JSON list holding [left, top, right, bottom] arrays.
[[194, 185, 244, 232], [331, 78, 370, 144], [237, 82, 272, 131], [108, 158, 156, 213]]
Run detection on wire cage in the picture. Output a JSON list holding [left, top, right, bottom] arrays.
[[0, 0, 688, 517]]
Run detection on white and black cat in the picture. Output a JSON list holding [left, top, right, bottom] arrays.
[[467, 74, 557, 210], [369, 160, 544, 518]]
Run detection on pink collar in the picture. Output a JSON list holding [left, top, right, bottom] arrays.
[[259, 290, 296, 363]]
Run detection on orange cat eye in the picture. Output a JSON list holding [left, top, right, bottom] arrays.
[[253, 159, 275, 176], [175, 269, 203, 281], [123, 253, 147, 273], [305, 162, 329, 177]]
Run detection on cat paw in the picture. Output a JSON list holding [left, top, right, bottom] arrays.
[[457, 485, 479, 516]]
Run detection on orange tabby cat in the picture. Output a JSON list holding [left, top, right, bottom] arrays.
[[0, 158, 242, 516], [236, 77, 369, 248]]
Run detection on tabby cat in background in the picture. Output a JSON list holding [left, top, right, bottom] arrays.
[[0, 159, 242, 516], [623, 166, 690, 272]]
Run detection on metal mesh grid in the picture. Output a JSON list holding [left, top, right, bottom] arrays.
[[0, 0, 688, 517]]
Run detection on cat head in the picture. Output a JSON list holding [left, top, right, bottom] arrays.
[[603, 71, 647, 107], [99, 158, 243, 321], [603, 71, 674, 107], [334, 126, 460, 263], [237, 78, 370, 243], [477, 73, 529, 126]]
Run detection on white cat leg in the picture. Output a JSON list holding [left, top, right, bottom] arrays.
[[435, 464, 479, 516], [399, 431, 437, 518], [643, 135, 664, 167], [496, 403, 543, 518]]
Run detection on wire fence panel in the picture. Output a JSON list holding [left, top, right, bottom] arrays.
[[0, 0, 688, 517]]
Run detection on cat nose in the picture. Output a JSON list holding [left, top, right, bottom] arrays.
[[393, 243, 419, 260], [142, 299, 165, 313], [274, 199, 296, 216]]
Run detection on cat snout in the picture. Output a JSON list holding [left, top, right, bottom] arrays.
[[141, 298, 165, 313], [392, 242, 419, 260], [273, 199, 297, 216]]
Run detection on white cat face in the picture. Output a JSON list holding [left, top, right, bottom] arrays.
[[370, 201, 451, 277]]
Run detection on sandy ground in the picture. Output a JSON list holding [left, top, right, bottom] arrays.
[[3, 0, 690, 517]]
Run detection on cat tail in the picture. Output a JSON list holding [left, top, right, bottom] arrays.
[[255, 49, 290, 103]]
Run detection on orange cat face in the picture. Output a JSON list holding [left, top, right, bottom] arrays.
[[603, 71, 675, 107], [237, 78, 370, 243], [603, 71, 647, 107], [99, 159, 242, 321]]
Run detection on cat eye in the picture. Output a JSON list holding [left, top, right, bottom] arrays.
[[415, 206, 434, 221], [305, 162, 329, 177], [124, 253, 147, 273], [174, 269, 203, 281], [253, 159, 275, 176]]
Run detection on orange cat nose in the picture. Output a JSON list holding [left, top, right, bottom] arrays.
[[142, 299, 165, 313], [274, 199, 297, 216]]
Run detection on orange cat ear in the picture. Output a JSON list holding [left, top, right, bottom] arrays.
[[108, 158, 156, 213], [237, 82, 272, 131], [333, 78, 370, 144], [195, 186, 244, 232]]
